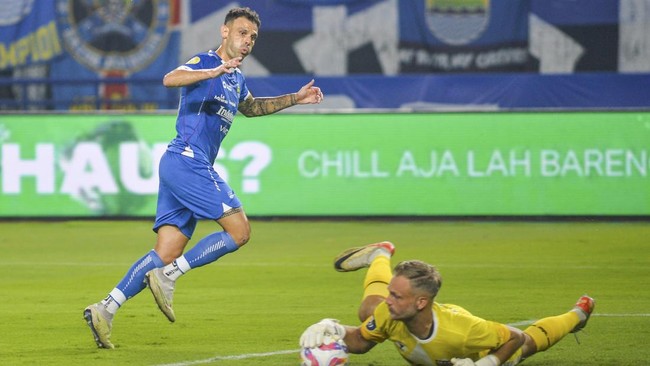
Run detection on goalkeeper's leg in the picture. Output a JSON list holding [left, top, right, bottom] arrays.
[[333, 241, 394, 321], [519, 295, 595, 360], [357, 248, 394, 321]]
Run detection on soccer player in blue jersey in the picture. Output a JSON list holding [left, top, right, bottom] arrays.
[[83, 7, 324, 349], [300, 243, 595, 366]]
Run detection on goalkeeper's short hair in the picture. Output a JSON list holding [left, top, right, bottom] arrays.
[[393, 260, 442, 299]]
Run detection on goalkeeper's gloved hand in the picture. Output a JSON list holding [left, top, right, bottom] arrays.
[[451, 355, 499, 366], [299, 318, 346, 348], [451, 358, 477, 366]]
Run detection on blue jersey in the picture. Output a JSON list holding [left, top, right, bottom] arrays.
[[153, 51, 247, 236], [167, 50, 250, 164]]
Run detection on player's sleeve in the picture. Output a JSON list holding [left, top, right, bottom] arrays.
[[359, 302, 392, 343], [177, 54, 205, 71]]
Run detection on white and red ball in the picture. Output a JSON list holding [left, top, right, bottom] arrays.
[[300, 336, 349, 366]]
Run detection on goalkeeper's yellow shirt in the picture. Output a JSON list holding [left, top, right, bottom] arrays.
[[360, 302, 511, 366]]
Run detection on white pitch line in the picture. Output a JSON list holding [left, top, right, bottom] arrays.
[[508, 319, 536, 327], [152, 313, 650, 366], [154, 349, 299, 366]]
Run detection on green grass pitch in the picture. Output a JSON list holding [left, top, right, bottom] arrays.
[[1, 219, 649, 365]]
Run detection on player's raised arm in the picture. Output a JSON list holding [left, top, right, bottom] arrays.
[[162, 57, 243, 88], [238, 79, 324, 117]]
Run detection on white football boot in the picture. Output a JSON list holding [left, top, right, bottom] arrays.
[[145, 268, 176, 322], [83, 303, 114, 349], [333, 241, 395, 272]]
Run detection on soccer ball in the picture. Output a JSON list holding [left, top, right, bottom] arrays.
[[300, 335, 349, 366]]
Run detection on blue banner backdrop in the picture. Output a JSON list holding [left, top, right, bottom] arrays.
[[47, 0, 180, 110], [0, 1, 62, 70], [1, 0, 649, 111]]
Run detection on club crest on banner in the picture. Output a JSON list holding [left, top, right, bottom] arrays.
[[424, 0, 490, 46], [56, 0, 170, 73]]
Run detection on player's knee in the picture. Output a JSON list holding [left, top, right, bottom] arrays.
[[217, 209, 251, 247], [230, 229, 250, 247], [156, 248, 183, 264]]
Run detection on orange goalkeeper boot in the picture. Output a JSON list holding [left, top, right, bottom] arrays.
[[571, 295, 595, 333]]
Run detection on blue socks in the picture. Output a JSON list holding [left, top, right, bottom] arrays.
[[182, 231, 238, 269], [116, 249, 164, 299], [160, 231, 239, 281], [102, 232, 237, 314]]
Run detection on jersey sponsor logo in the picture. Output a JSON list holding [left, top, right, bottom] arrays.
[[214, 94, 228, 103], [216, 106, 234, 124], [366, 317, 376, 331], [214, 94, 236, 107], [221, 80, 233, 92], [56, 0, 171, 72], [424, 0, 490, 46]]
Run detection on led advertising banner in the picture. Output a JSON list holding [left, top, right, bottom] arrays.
[[0, 112, 648, 217]]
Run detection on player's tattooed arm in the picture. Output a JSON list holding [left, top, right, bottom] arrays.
[[238, 94, 296, 117], [238, 79, 323, 117]]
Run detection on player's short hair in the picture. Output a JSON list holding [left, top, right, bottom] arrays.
[[393, 260, 442, 299], [224, 7, 261, 28]]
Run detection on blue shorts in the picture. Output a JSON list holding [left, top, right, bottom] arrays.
[[153, 150, 241, 239]]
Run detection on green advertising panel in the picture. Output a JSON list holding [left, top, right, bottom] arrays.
[[0, 112, 649, 217]]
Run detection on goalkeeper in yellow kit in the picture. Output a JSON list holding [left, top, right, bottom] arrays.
[[299, 242, 595, 366]]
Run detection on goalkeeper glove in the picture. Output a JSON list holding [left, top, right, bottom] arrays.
[[451, 355, 499, 366], [299, 318, 346, 348]]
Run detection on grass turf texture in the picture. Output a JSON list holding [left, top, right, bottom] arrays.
[[1, 220, 648, 365]]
